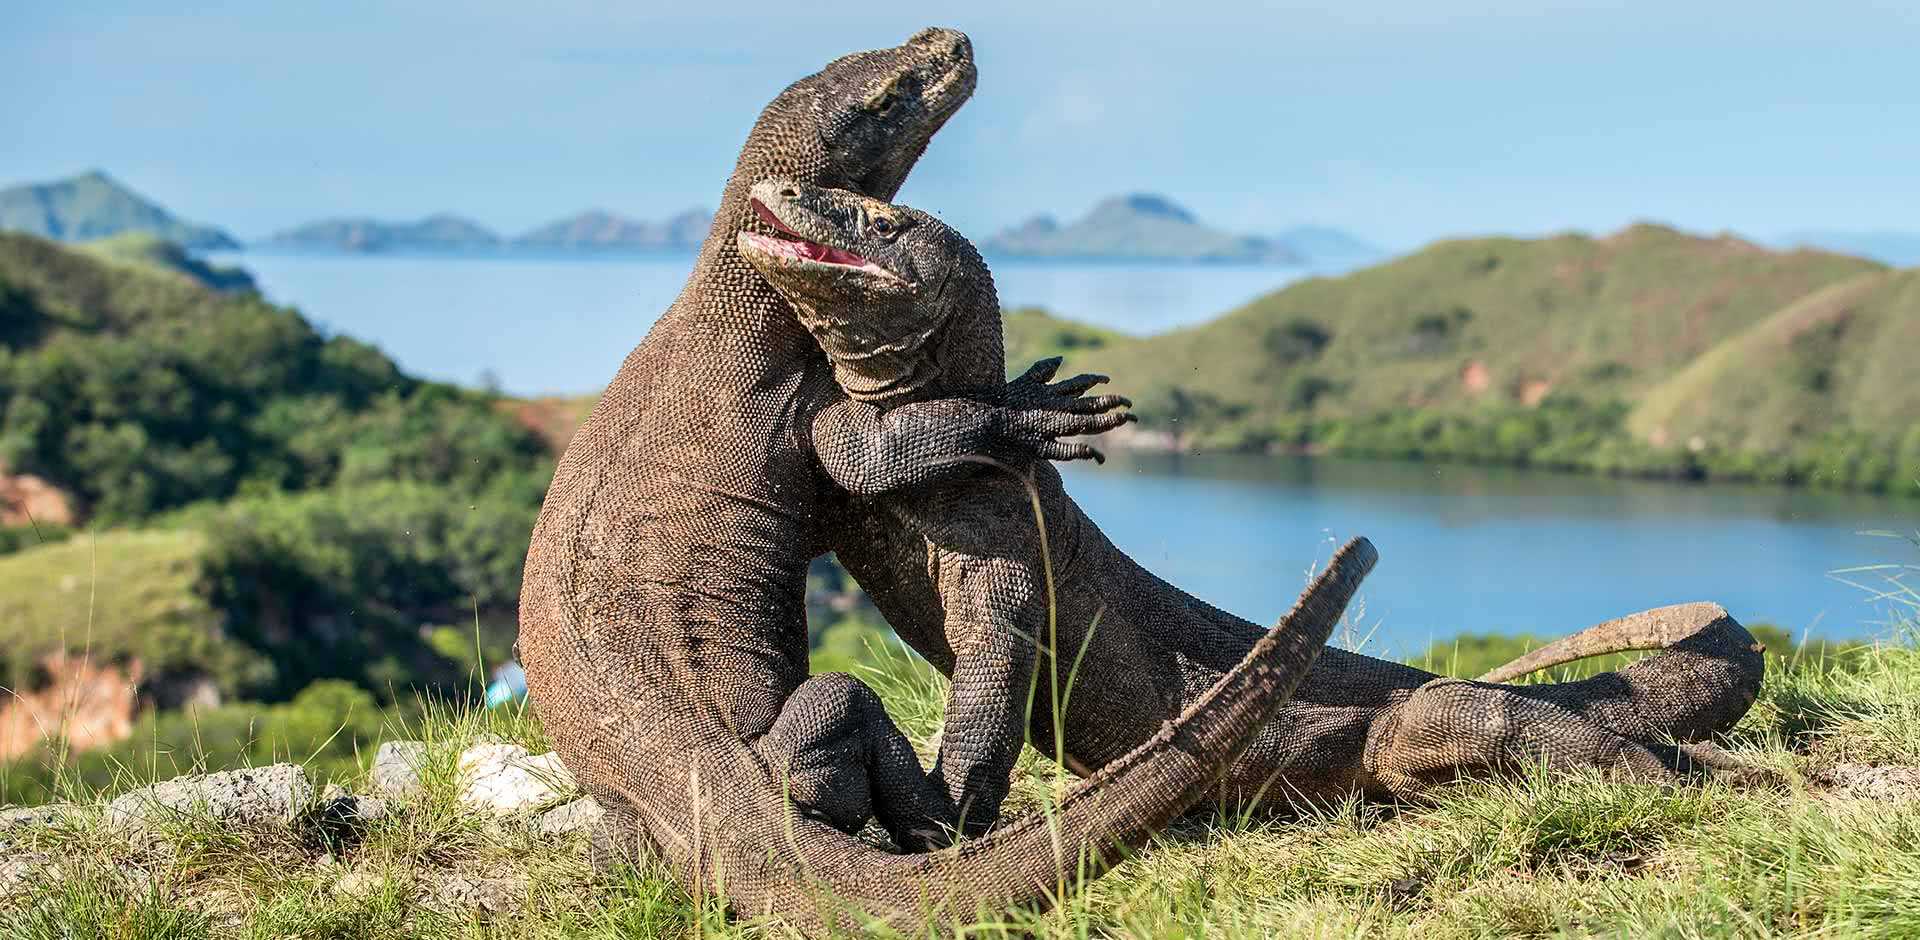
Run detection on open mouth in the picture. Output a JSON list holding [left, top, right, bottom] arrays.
[[742, 197, 896, 279]]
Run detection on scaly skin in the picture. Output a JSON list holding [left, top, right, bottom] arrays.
[[746, 183, 1766, 830], [517, 32, 1377, 932]]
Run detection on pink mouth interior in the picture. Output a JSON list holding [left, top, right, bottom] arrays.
[[748, 198, 879, 269]]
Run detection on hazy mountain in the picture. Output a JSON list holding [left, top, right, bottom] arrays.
[[512, 208, 710, 251], [1271, 225, 1385, 266], [1779, 231, 1920, 268], [0, 170, 238, 251], [987, 194, 1302, 264], [266, 214, 501, 252]]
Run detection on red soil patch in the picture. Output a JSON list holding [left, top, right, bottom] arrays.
[[0, 469, 75, 528], [1460, 361, 1491, 395], [0, 652, 141, 760], [501, 396, 598, 456]]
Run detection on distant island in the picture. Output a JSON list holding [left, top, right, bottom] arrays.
[[0, 171, 1386, 265], [0, 170, 239, 251], [985, 193, 1379, 266], [263, 207, 713, 254], [513, 209, 711, 251], [265, 214, 503, 253]]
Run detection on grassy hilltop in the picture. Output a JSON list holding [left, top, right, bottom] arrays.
[[1009, 224, 1920, 494], [1631, 269, 1920, 459]]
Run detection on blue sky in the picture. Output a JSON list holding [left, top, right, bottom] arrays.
[[4, 0, 1915, 250]]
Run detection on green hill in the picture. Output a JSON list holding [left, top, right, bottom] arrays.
[[1003, 306, 1127, 365], [1629, 269, 1920, 474], [0, 231, 555, 519], [0, 231, 553, 702], [0, 530, 263, 703], [1009, 224, 1918, 493], [0, 170, 238, 251], [78, 232, 257, 293]]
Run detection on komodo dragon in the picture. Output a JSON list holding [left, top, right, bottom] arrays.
[[739, 181, 1767, 831], [517, 29, 1378, 932]]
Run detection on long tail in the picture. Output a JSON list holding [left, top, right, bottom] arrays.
[[1478, 602, 1762, 683], [1478, 601, 1766, 744], [685, 536, 1377, 933]]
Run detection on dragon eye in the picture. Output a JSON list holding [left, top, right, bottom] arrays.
[[872, 216, 896, 235]]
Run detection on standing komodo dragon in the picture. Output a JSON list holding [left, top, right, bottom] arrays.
[[738, 181, 1767, 831], [518, 29, 1379, 932]]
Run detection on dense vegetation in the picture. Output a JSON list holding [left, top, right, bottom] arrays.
[[0, 233, 550, 785], [0, 232, 549, 522], [77, 231, 257, 294], [1009, 224, 1920, 496]]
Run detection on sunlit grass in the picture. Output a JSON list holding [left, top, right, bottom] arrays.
[[4, 538, 1917, 937], [4, 620, 1918, 939]]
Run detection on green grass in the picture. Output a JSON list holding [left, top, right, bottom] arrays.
[[4, 614, 1918, 938], [1013, 225, 1880, 426], [0, 680, 402, 806], [1630, 270, 1920, 458], [76, 232, 256, 293], [5, 531, 1913, 937], [1002, 306, 1128, 371], [0, 530, 253, 697]]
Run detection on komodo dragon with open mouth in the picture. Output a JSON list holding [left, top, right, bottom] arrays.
[[741, 180, 1767, 834], [518, 29, 1379, 932]]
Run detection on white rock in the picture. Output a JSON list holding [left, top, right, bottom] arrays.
[[370, 740, 429, 800], [315, 782, 389, 836], [423, 871, 527, 916], [536, 796, 604, 837], [0, 803, 81, 846], [107, 764, 313, 836], [457, 744, 576, 816], [332, 864, 394, 900], [0, 852, 56, 898]]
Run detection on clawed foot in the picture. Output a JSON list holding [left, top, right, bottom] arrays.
[[997, 356, 1136, 463], [1672, 740, 1787, 788]]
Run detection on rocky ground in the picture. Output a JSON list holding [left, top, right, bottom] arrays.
[[0, 735, 613, 924]]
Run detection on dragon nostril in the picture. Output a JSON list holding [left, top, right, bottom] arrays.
[[778, 185, 800, 199]]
